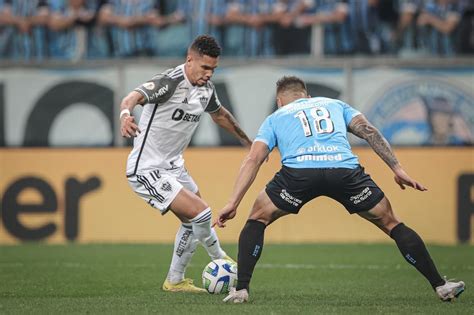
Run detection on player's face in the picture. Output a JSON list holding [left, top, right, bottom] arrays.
[[186, 53, 219, 86]]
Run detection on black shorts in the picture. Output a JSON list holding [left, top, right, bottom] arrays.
[[265, 165, 385, 214]]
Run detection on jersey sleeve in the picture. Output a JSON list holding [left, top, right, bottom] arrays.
[[134, 75, 176, 105], [205, 83, 222, 113], [340, 101, 361, 126], [255, 116, 277, 152]]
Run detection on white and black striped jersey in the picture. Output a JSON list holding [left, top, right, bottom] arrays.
[[126, 64, 222, 176]]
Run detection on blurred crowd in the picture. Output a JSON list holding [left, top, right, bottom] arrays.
[[0, 0, 473, 61]]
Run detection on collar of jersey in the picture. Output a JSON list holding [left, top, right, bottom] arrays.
[[180, 64, 194, 88]]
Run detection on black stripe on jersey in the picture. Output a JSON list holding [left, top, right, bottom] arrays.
[[132, 104, 158, 176]]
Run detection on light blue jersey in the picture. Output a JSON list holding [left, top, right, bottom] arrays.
[[255, 97, 361, 169]]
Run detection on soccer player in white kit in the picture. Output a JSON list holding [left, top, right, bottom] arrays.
[[119, 35, 252, 292]]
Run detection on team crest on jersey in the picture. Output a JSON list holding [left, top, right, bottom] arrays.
[[199, 96, 208, 106], [366, 79, 474, 145], [161, 181, 172, 192], [143, 82, 155, 90]]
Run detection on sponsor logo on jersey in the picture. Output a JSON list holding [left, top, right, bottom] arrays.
[[143, 82, 155, 90], [152, 84, 169, 98], [296, 153, 342, 162], [366, 79, 474, 145], [171, 108, 201, 122], [183, 97, 188, 104]]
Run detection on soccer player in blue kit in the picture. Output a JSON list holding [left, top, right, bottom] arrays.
[[214, 76, 465, 303]]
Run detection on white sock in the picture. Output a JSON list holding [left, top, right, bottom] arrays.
[[166, 223, 199, 284], [191, 207, 226, 260]]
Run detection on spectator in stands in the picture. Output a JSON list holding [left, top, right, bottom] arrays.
[[98, 0, 156, 58], [49, 0, 95, 60], [298, 0, 353, 55], [271, 0, 313, 55], [417, 0, 461, 56], [0, 0, 49, 60], [225, 0, 277, 57], [456, 0, 474, 54], [375, 0, 399, 54], [394, 0, 424, 56], [154, 0, 227, 57], [85, 0, 110, 59], [349, 0, 384, 54], [0, 0, 15, 58]]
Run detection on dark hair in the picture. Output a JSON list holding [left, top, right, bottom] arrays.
[[189, 35, 221, 58], [276, 76, 307, 95]]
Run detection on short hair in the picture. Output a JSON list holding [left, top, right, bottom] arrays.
[[189, 35, 221, 58], [276, 76, 307, 95]]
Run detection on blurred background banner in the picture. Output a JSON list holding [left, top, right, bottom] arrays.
[[0, 63, 473, 147], [0, 147, 473, 245]]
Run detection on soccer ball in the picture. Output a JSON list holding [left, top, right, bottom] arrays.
[[202, 259, 237, 294]]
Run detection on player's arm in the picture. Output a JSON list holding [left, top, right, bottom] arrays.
[[348, 114, 427, 191], [119, 91, 145, 138], [120, 75, 176, 138], [210, 106, 252, 147], [213, 141, 269, 227]]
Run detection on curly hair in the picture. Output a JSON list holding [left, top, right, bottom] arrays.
[[276, 76, 307, 95], [189, 35, 221, 58]]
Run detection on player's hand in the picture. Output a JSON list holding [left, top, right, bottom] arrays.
[[120, 115, 141, 138], [393, 167, 427, 191], [212, 204, 237, 228]]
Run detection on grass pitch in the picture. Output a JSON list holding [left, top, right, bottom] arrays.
[[0, 243, 472, 314]]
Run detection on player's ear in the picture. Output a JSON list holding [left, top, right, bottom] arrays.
[[276, 97, 283, 108]]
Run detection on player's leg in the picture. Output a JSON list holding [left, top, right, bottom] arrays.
[[129, 172, 225, 292], [224, 190, 290, 303], [358, 196, 465, 301], [238, 190, 289, 290], [162, 220, 202, 292], [169, 188, 227, 260], [225, 166, 316, 303], [165, 188, 230, 288]]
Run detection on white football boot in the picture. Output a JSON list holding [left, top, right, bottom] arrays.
[[223, 287, 249, 303], [435, 277, 465, 302]]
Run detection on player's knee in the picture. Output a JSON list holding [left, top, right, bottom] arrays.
[[182, 194, 209, 219], [248, 207, 276, 225]]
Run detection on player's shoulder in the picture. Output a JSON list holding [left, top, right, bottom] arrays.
[[205, 80, 216, 90], [311, 97, 351, 109], [150, 65, 184, 83], [150, 66, 185, 90]]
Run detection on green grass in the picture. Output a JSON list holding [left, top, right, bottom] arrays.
[[0, 243, 472, 314]]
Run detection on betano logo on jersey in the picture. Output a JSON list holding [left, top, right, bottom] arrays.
[[171, 108, 201, 122]]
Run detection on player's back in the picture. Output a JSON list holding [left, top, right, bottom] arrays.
[[263, 97, 361, 169]]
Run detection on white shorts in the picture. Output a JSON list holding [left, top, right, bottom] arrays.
[[127, 166, 198, 214]]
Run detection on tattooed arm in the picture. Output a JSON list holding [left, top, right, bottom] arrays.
[[210, 106, 252, 147], [348, 114, 399, 170], [348, 114, 427, 191]]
